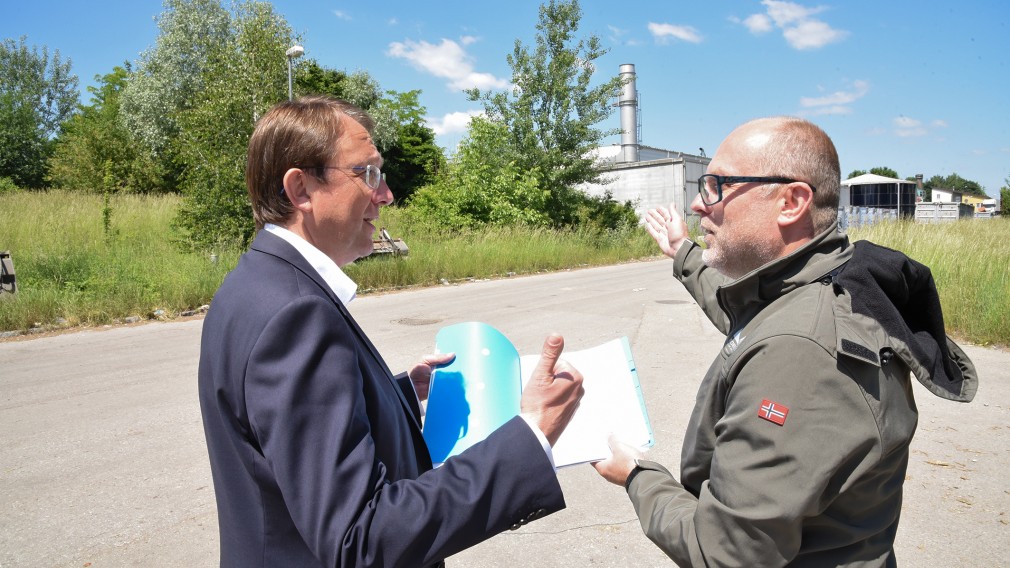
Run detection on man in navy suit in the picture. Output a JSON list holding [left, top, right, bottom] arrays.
[[198, 96, 585, 567]]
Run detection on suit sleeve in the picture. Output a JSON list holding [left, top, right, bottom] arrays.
[[627, 335, 882, 567], [244, 296, 564, 567]]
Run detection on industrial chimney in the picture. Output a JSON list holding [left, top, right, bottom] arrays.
[[618, 64, 640, 163]]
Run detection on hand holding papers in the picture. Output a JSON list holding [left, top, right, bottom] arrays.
[[422, 322, 654, 467]]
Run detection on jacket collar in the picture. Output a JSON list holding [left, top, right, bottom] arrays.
[[717, 221, 853, 333], [248, 231, 434, 431]]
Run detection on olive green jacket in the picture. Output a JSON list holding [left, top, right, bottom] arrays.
[[629, 223, 976, 567]]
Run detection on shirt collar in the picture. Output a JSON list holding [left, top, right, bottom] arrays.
[[264, 223, 357, 304]]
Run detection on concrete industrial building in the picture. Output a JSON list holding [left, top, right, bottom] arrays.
[[578, 64, 710, 222]]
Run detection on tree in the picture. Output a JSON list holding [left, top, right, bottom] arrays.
[[369, 90, 444, 202], [0, 36, 79, 188], [295, 64, 443, 203], [120, 0, 230, 156], [1000, 177, 1009, 216], [466, 0, 624, 227], [869, 166, 899, 179], [407, 117, 549, 231], [173, 0, 294, 249], [923, 173, 986, 197], [848, 167, 898, 179], [49, 65, 165, 192]]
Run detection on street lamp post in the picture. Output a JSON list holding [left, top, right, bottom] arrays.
[[285, 45, 304, 101]]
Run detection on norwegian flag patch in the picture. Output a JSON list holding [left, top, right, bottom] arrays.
[[758, 399, 789, 426]]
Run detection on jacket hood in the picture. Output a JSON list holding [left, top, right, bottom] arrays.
[[833, 240, 977, 402], [718, 222, 976, 403]]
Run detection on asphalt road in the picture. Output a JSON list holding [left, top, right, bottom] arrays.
[[1, 259, 1007, 567]]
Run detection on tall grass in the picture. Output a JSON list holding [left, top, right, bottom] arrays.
[[0, 190, 238, 331], [2, 191, 1006, 346], [848, 219, 1010, 347], [0, 191, 656, 332], [345, 207, 657, 292]]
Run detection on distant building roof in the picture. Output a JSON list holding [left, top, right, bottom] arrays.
[[841, 173, 914, 186]]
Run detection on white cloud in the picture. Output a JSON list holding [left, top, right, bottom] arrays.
[[742, 14, 773, 34], [763, 0, 824, 27], [647, 22, 703, 44], [893, 116, 927, 137], [387, 18, 398, 26], [1001, 148, 1010, 155], [387, 38, 509, 91], [931, 119, 949, 128], [799, 80, 868, 115], [738, 0, 847, 50], [783, 19, 848, 50], [972, 149, 987, 156], [427, 110, 483, 136], [804, 105, 853, 116], [332, 10, 351, 21], [800, 80, 869, 107]]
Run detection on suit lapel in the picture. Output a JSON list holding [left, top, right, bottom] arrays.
[[249, 231, 426, 433]]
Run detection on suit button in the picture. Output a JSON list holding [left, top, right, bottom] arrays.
[[510, 522, 522, 531]]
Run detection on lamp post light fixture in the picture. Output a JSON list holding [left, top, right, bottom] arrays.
[[285, 44, 304, 101]]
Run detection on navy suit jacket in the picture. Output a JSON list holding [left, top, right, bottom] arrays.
[[198, 231, 565, 567]]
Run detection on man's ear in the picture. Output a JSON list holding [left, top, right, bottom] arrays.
[[282, 168, 313, 213], [778, 182, 815, 228]]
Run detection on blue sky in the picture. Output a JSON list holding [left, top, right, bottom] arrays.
[[5, 0, 1009, 195]]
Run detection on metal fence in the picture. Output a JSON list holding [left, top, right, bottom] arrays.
[[837, 206, 897, 231]]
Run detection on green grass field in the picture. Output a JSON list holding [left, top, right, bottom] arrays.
[[0, 191, 655, 333], [1, 191, 1006, 346]]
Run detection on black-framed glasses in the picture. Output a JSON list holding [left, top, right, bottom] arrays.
[[281, 164, 384, 196], [697, 174, 816, 206]]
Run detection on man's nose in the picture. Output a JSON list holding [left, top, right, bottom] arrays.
[[690, 193, 709, 215], [373, 177, 394, 206]]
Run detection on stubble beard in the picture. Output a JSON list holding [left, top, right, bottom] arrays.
[[701, 234, 778, 280]]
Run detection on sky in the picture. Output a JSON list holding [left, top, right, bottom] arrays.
[[4, 0, 1009, 196]]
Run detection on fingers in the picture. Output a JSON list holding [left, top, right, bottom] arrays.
[[423, 352, 455, 367], [529, 334, 565, 381]]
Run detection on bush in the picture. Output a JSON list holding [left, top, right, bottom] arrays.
[[0, 176, 19, 194]]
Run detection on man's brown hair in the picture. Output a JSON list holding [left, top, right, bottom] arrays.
[[246, 96, 375, 229]]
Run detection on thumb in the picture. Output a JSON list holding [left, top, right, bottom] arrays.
[[530, 333, 565, 380]]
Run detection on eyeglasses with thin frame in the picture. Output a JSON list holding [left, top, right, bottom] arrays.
[[697, 174, 816, 206], [280, 164, 384, 196]]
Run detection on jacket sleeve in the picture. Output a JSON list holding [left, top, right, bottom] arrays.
[[673, 241, 732, 335], [245, 295, 564, 567], [628, 335, 883, 567]]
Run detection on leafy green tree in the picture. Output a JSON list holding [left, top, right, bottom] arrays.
[[869, 166, 899, 179], [0, 36, 79, 188], [407, 117, 549, 231], [848, 167, 898, 179], [120, 0, 230, 156], [923, 173, 986, 197], [466, 0, 624, 227], [49, 66, 166, 192], [173, 0, 293, 249], [295, 59, 346, 97], [999, 177, 1009, 216], [295, 64, 443, 203], [370, 90, 444, 202]]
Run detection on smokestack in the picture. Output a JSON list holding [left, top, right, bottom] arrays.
[[915, 174, 923, 190], [618, 64, 639, 163]]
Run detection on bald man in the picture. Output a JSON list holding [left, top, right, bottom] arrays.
[[593, 117, 976, 567]]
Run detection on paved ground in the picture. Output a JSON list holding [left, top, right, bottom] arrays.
[[1, 259, 1007, 567]]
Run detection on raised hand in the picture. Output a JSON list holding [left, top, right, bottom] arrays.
[[645, 203, 691, 258], [519, 334, 585, 447]]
